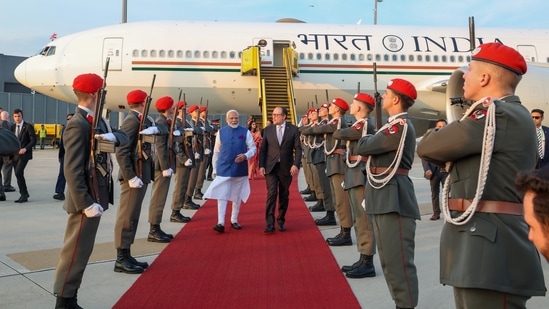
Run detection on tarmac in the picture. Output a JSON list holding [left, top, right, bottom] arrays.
[[0, 148, 548, 309]]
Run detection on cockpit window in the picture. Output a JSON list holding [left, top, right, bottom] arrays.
[[39, 46, 56, 56]]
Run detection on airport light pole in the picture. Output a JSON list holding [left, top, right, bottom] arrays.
[[374, 0, 383, 25]]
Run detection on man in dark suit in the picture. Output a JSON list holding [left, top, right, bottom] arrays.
[[259, 106, 302, 233], [421, 119, 448, 220], [532, 109, 549, 168], [11, 108, 36, 203]]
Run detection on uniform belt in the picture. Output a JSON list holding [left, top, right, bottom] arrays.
[[448, 198, 523, 215], [369, 166, 409, 176], [332, 149, 345, 155], [348, 155, 368, 163]]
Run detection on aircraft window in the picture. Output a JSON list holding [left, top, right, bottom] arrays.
[[141, 50, 148, 57], [132, 50, 139, 57], [325, 53, 330, 60], [238, 51, 242, 59], [408, 55, 414, 62], [450, 55, 455, 62], [433, 55, 439, 62], [299, 52, 305, 60], [221, 51, 227, 58], [373, 54, 380, 61], [359, 54, 365, 61], [167, 50, 174, 58], [366, 54, 372, 61], [194, 51, 200, 58], [316, 53, 322, 60], [417, 55, 423, 61], [425, 55, 431, 62], [212, 51, 218, 58], [400, 55, 406, 61], [151, 50, 157, 57], [466, 56, 471, 62], [341, 54, 347, 61], [333, 53, 339, 61], [39, 47, 48, 56], [308, 53, 314, 60], [229, 51, 235, 58], [185, 50, 192, 58], [392, 55, 397, 61], [350, 54, 356, 61], [441, 55, 447, 62], [159, 50, 166, 57], [176, 50, 182, 58], [47, 47, 56, 56], [203, 51, 210, 58]]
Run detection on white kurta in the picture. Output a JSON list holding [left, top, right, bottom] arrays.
[[203, 128, 256, 204]]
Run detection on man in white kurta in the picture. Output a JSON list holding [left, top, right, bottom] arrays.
[[204, 110, 256, 232]]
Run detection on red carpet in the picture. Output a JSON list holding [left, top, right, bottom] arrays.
[[113, 177, 360, 309]]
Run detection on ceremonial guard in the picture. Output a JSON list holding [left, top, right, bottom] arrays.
[[311, 98, 350, 229], [193, 105, 215, 200], [357, 79, 420, 308], [146, 96, 175, 243], [418, 43, 546, 308], [54, 73, 128, 308], [298, 114, 314, 195], [332, 93, 377, 278], [169, 100, 194, 223], [113, 89, 157, 274], [301, 109, 319, 202], [184, 104, 204, 209]]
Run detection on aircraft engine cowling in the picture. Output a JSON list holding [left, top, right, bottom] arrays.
[[446, 64, 549, 123]]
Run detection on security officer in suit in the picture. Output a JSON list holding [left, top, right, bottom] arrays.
[[357, 79, 420, 308], [421, 119, 448, 221], [11, 108, 36, 203], [169, 100, 194, 222], [147, 96, 175, 243], [418, 43, 546, 308], [333, 93, 377, 279], [113, 89, 156, 274], [0, 126, 19, 201], [54, 73, 128, 308], [532, 108, 549, 168], [184, 105, 204, 209], [311, 98, 350, 228]]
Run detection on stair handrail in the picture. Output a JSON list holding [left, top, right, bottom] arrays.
[[284, 48, 298, 125]]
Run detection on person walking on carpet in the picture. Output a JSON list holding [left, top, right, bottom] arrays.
[[259, 106, 302, 233], [204, 109, 256, 232]]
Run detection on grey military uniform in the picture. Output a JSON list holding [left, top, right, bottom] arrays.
[[148, 115, 171, 225], [171, 116, 195, 210]]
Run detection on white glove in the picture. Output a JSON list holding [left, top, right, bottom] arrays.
[[361, 199, 366, 211], [140, 126, 160, 135], [184, 159, 193, 167], [194, 152, 201, 160], [200, 126, 206, 131], [172, 130, 182, 136], [162, 168, 174, 177], [204, 148, 211, 155], [184, 128, 194, 132], [129, 176, 143, 188], [84, 203, 104, 218], [95, 133, 117, 142]]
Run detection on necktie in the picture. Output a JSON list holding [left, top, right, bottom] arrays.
[[87, 115, 93, 124], [277, 125, 283, 145], [16, 125, 20, 137], [537, 128, 544, 159]]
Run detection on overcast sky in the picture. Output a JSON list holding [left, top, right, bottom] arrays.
[[1, 0, 548, 57]]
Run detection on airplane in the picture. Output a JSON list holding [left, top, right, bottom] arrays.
[[13, 19, 549, 134]]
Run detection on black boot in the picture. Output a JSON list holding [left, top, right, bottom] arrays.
[[300, 186, 312, 195], [126, 248, 149, 269], [114, 248, 144, 274], [55, 292, 82, 309], [308, 199, 325, 212], [341, 254, 363, 272], [304, 192, 318, 201], [147, 224, 171, 243], [327, 227, 352, 246], [345, 254, 376, 278], [183, 195, 200, 210], [193, 189, 204, 200], [170, 210, 191, 223], [315, 210, 337, 226]]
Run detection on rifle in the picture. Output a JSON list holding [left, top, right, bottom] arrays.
[[180, 93, 193, 164], [136, 74, 156, 178], [89, 57, 110, 203], [169, 89, 182, 170], [373, 62, 382, 131]]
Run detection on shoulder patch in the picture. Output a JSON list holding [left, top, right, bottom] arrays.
[[384, 124, 399, 134], [470, 109, 487, 120], [352, 121, 364, 131]]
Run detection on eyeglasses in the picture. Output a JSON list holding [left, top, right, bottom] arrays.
[[533, 116, 541, 119]]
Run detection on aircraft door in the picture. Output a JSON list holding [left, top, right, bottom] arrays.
[[517, 45, 538, 62], [273, 42, 290, 67], [103, 37, 123, 71], [253, 38, 273, 66]]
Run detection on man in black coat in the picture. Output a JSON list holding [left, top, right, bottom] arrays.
[[11, 108, 36, 203]]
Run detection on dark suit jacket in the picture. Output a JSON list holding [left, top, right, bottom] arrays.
[[11, 121, 36, 160], [537, 125, 549, 168], [259, 122, 302, 174]]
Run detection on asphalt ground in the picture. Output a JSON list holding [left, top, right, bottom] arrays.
[[0, 148, 548, 308]]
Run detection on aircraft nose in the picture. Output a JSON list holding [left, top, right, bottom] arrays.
[[14, 60, 27, 86]]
